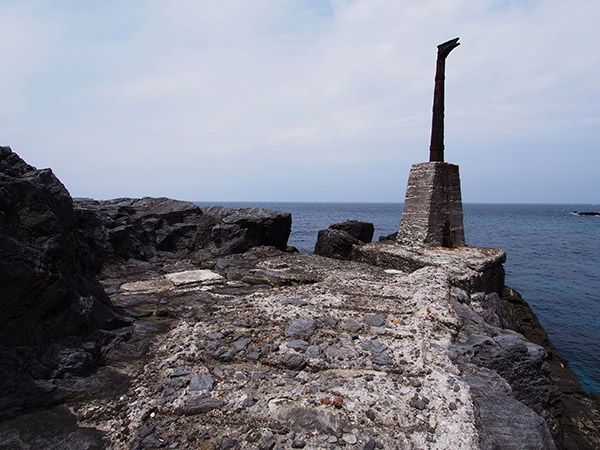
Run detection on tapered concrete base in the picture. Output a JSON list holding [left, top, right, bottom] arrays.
[[396, 162, 465, 247]]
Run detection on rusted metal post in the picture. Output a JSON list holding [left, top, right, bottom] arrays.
[[429, 37, 460, 162]]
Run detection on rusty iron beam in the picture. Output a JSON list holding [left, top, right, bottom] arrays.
[[429, 37, 460, 162]]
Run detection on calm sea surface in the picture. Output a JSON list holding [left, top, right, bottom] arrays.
[[196, 202, 600, 393]]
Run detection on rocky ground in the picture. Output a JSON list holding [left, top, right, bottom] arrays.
[[2, 147, 599, 449], [1, 244, 560, 449], [96, 249, 484, 449]]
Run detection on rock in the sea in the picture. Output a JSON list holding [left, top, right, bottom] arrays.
[[314, 220, 374, 260], [202, 206, 291, 255], [573, 211, 600, 216], [329, 220, 374, 243]]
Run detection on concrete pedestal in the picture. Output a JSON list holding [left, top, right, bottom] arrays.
[[396, 161, 465, 247]]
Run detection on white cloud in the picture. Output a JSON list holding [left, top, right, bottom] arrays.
[[2, 0, 599, 202]]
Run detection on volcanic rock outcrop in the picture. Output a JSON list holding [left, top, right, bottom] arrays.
[[314, 220, 374, 260], [74, 199, 292, 265], [0, 146, 130, 418], [0, 147, 126, 348]]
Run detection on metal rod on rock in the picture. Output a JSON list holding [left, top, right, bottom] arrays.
[[429, 37, 460, 163]]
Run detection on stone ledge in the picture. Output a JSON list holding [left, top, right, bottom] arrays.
[[351, 242, 506, 294]]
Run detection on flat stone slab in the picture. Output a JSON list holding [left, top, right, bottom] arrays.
[[352, 242, 506, 294], [165, 270, 224, 286], [120, 278, 172, 294]]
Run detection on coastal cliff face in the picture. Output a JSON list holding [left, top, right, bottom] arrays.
[[1, 148, 598, 449]]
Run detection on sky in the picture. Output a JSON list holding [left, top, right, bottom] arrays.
[[1, 0, 599, 203]]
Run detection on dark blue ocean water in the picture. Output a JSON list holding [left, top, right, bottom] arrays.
[[196, 202, 600, 393]]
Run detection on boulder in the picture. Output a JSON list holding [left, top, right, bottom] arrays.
[[201, 206, 291, 255], [378, 231, 397, 242], [314, 220, 374, 260], [74, 197, 216, 263], [0, 146, 129, 418], [73, 200, 292, 264], [329, 220, 374, 243], [449, 297, 561, 446], [573, 211, 600, 216], [0, 147, 126, 348]]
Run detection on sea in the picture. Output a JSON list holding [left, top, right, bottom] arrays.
[[196, 201, 600, 393]]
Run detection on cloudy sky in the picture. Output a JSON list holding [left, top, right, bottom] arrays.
[[2, 0, 598, 203]]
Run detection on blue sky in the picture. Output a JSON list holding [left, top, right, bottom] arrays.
[[1, 0, 599, 203]]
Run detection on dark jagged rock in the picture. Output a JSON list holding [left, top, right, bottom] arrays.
[[572, 211, 600, 216], [201, 205, 291, 255], [314, 228, 362, 259], [0, 147, 126, 348], [3, 147, 599, 449], [465, 370, 556, 450], [0, 146, 129, 418], [378, 231, 397, 241], [450, 298, 561, 442], [74, 197, 216, 263], [501, 287, 600, 450], [0, 405, 108, 449], [314, 220, 374, 260], [330, 220, 374, 243], [73, 199, 292, 265]]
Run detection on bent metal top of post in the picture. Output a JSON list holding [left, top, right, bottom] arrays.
[[429, 37, 460, 162]]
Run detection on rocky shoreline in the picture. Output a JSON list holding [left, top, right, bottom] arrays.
[[1, 147, 599, 449]]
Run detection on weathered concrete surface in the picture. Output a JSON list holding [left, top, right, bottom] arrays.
[[74, 252, 485, 449], [0, 246, 561, 450], [353, 242, 600, 449], [397, 162, 465, 248], [352, 242, 506, 294]]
